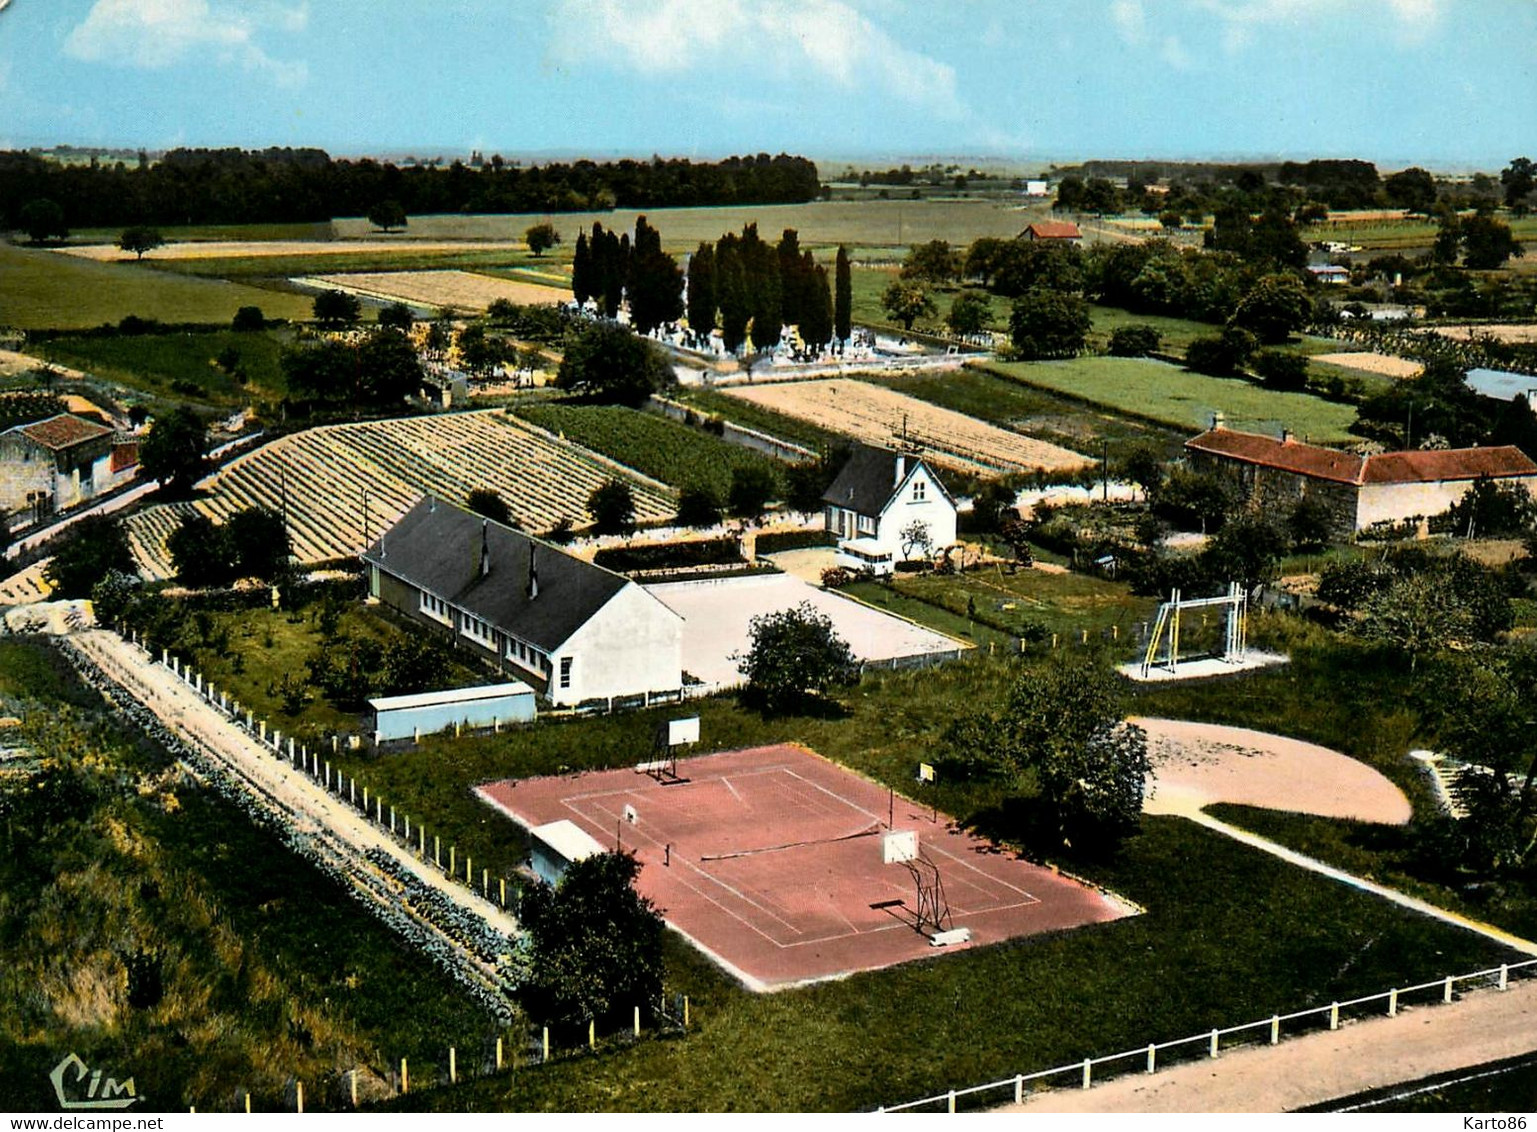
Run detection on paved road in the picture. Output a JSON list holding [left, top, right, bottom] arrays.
[[1002, 977, 1537, 1113]]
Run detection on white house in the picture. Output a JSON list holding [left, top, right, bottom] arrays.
[[361, 496, 684, 708], [822, 446, 957, 575]]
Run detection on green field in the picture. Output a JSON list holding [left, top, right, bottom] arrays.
[[330, 200, 1047, 253], [37, 329, 290, 408], [148, 248, 542, 281], [0, 243, 314, 330], [513, 402, 782, 499], [70, 222, 338, 243], [979, 356, 1361, 442], [1301, 213, 1537, 253]]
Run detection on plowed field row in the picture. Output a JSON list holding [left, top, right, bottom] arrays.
[[296, 270, 569, 312], [722, 379, 1089, 476], [127, 411, 673, 579]]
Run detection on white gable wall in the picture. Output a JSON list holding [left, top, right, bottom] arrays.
[[876, 463, 957, 560], [1356, 475, 1537, 530], [547, 582, 684, 706]]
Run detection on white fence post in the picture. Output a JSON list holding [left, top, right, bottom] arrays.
[[1081, 1059, 1091, 1090], [1388, 988, 1398, 1017], [946, 1090, 956, 1113], [1208, 1030, 1219, 1058], [1444, 977, 1454, 1004], [1269, 1015, 1279, 1045], [1146, 1044, 1156, 1074], [1500, 964, 1509, 991], [1329, 1003, 1339, 1031], [1014, 1074, 1023, 1103]]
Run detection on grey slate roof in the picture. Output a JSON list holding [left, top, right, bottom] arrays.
[[361, 496, 632, 652], [820, 445, 951, 517]]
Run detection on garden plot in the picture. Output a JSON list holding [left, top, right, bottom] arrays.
[[722, 379, 1089, 476], [125, 411, 673, 579], [294, 270, 569, 312], [647, 572, 967, 690], [1312, 352, 1422, 379], [1436, 324, 1537, 345]]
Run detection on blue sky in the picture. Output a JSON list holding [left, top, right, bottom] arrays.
[[0, 0, 1531, 169]]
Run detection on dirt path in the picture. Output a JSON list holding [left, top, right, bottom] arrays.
[[61, 625, 520, 1001], [1002, 976, 1537, 1112]]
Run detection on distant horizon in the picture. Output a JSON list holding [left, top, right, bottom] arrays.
[[2, 2, 1530, 172]]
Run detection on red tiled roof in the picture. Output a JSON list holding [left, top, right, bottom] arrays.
[[1185, 428, 1363, 484], [1361, 447, 1537, 484], [1186, 427, 1537, 487], [17, 413, 113, 451], [1024, 221, 1082, 240]]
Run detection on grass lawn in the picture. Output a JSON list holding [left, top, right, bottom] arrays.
[[149, 248, 540, 281], [69, 222, 338, 244], [170, 600, 486, 737], [855, 368, 1184, 458], [36, 329, 289, 409], [0, 639, 497, 1112], [512, 402, 783, 499], [0, 242, 313, 330], [979, 356, 1361, 443]]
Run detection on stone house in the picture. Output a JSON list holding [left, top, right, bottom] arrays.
[[0, 413, 117, 522]]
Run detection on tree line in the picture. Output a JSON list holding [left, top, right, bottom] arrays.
[[0, 148, 820, 231]]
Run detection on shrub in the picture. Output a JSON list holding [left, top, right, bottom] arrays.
[[593, 539, 743, 573], [756, 528, 836, 555], [1252, 350, 1310, 391], [232, 306, 265, 332], [1107, 324, 1161, 357]]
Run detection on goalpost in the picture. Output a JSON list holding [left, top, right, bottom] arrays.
[[1141, 581, 1248, 678]]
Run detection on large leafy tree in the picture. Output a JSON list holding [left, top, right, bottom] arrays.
[[586, 478, 636, 535], [226, 506, 292, 582], [46, 515, 135, 598], [312, 289, 362, 327], [356, 328, 423, 403], [18, 198, 67, 244], [900, 240, 960, 285], [734, 601, 857, 715], [556, 322, 675, 406], [977, 657, 1149, 853], [1230, 273, 1312, 344], [367, 200, 408, 232], [140, 407, 208, 493], [881, 280, 934, 331], [1459, 214, 1523, 270], [167, 512, 236, 588], [519, 851, 666, 1031], [525, 221, 560, 256], [117, 226, 164, 260], [1008, 288, 1090, 359], [945, 290, 992, 337]]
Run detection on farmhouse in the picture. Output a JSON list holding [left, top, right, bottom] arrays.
[[0, 413, 119, 522], [823, 445, 957, 574], [361, 497, 683, 708], [1022, 221, 1082, 242], [1185, 422, 1537, 536]]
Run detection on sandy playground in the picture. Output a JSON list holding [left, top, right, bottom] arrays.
[[1135, 717, 1411, 825]]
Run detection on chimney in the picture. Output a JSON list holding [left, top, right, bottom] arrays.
[[895, 451, 907, 485], [428, 495, 436, 513], [1211, 411, 1226, 431], [526, 545, 539, 600], [479, 519, 490, 578], [1281, 428, 1295, 445]]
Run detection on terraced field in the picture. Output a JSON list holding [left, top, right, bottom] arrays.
[[722, 378, 1090, 476], [126, 411, 673, 578]]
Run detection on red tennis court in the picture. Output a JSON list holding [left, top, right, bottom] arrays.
[[477, 744, 1135, 990]]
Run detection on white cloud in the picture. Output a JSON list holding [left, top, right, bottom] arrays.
[[63, 0, 308, 87], [1111, 0, 1148, 44], [1194, 0, 1443, 48], [549, 0, 965, 119]]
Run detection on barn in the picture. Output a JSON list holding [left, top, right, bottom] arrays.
[[1185, 422, 1537, 536], [1021, 221, 1083, 242], [362, 496, 684, 708]]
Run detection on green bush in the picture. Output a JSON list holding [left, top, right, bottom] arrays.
[[755, 528, 836, 555], [593, 539, 744, 573]]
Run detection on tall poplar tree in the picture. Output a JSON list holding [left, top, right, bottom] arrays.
[[834, 244, 853, 342], [628, 215, 684, 335], [777, 229, 804, 328], [715, 235, 750, 354], [800, 263, 834, 353], [572, 230, 591, 306], [687, 242, 717, 336]]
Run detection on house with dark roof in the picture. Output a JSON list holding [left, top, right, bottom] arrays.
[[361, 497, 683, 708], [822, 446, 956, 574], [1022, 221, 1082, 242], [1185, 420, 1537, 536], [0, 413, 118, 521]]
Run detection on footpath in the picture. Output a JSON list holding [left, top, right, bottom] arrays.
[[1001, 976, 1537, 1112], [63, 624, 522, 1011]]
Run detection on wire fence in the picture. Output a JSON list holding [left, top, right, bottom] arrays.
[[879, 957, 1537, 1113]]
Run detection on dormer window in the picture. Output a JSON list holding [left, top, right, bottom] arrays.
[[912, 479, 926, 501]]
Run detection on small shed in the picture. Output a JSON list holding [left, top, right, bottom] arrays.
[[370, 681, 536, 742], [527, 819, 606, 886]]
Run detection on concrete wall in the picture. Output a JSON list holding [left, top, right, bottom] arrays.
[[1356, 476, 1537, 530], [551, 583, 683, 707]]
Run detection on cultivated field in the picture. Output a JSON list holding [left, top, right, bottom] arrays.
[[0, 242, 315, 329], [125, 410, 673, 578], [1434, 324, 1537, 345], [722, 378, 1090, 475], [980, 357, 1361, 443], [1311, 352, 1422, 378], [296, 270, 570, 312], [331, 200, 1050, 251], [58, 239, 524, 263]]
